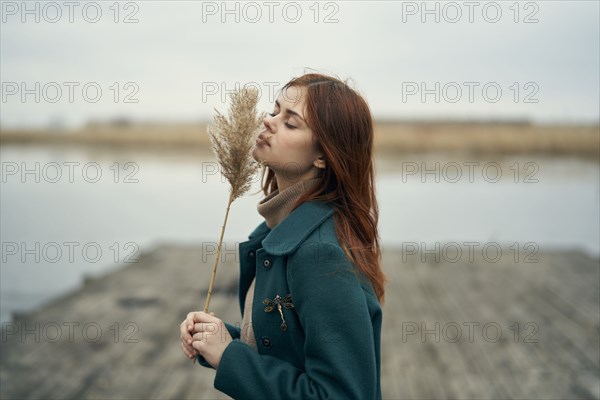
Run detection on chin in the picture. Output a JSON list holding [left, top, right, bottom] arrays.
[[252, 150, 266, 165], [252, 148, 261, 162]]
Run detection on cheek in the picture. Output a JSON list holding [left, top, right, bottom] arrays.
[[284, 137, 317, 164]]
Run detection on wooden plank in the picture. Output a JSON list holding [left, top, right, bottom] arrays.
[[1, 245, 598, 400]]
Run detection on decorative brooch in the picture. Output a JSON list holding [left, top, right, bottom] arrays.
[[263, 294, 294, 332]]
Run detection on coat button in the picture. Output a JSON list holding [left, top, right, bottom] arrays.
[[262, 258, 271, 269], [247, 250, 255, 258], [261, 336, 272, 349]]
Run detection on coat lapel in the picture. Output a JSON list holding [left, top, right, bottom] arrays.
[[262, 201, 334, 256]]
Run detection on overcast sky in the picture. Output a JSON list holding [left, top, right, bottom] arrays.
[[1, 0, 599, 128]]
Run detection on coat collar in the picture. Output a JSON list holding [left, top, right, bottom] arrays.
[[249, 200, 334, 256]]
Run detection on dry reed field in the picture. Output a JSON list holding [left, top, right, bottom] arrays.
[[2, 121, 598, 158]]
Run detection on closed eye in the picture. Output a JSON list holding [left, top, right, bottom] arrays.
[[268, 112, 296, 129]]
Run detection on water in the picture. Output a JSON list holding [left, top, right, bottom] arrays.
[[1, 144, 598, 323]]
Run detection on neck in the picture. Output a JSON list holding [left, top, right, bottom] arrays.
[[257, 176, 321, 229], [275, 169, 322, 192]]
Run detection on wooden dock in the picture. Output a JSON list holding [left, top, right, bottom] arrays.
[[1, 244, 599, 399]]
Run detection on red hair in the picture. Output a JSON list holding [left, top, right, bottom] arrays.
[[258, 72, 387, 305]]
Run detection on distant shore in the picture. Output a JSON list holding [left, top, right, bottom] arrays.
[[1, 120, 599, 158]]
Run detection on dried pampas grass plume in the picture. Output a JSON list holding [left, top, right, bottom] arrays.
[[203, 87, 266, 314], [207, 87, 266, 202]]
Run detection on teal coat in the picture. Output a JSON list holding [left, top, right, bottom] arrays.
[[196, 200, 382, 400]]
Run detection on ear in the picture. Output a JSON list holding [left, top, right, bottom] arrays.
[[313, 156, 326, 169]]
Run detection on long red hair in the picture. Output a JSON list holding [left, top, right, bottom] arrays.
[[258, 72, 387, 305]]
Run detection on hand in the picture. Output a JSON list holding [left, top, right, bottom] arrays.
[[190, 311, 233, 369], [180, 311, 215, 361]]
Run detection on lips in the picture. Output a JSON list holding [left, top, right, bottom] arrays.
[[256, 132, 270, 146]]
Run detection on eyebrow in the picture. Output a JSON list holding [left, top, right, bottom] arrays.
[[275, 100, 305, 123]]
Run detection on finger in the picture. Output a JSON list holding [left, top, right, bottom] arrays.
[[181, 334, 198, 354], [180, 322, 193, 344], [182, 342, 194, 358], [192, 311, 217, 323], [181, 322, 199, 347], [187, 311, 199, 320], [192, 331, 207, 343], [181, 319, 190, 334], [186, 313, 203, 331], [180, 341, 195, 359], [185, 314, 194, 331], [181, 333, 194, 349], [194, 321, 219, 334], [186, 312, 202, 330], [191, 337, 204, 351]]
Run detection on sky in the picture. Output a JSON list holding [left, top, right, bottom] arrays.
[[1, 0, 599, 129]]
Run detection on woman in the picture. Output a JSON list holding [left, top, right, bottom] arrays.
[[180, 72, 387, 399]]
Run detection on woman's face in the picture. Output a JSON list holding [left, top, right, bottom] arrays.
[[252, 86, 325, 190]]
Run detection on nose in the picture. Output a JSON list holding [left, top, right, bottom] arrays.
[[263, 114, 275, 133]]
